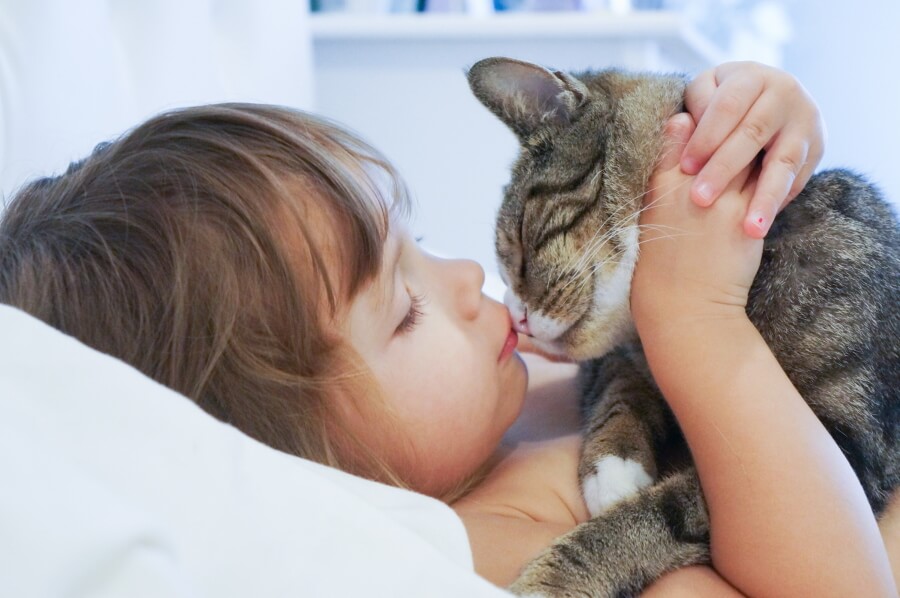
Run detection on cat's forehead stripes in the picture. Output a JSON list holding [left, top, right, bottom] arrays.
[[531, 201, 594, 255]]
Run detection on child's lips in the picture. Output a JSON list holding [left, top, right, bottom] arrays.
[[499, 328, 518, 362]]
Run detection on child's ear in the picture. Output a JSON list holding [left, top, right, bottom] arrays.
[[466, 57, 589, 140]]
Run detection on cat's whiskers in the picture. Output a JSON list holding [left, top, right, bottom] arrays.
[[563, 175, 690, 280], [555, 173, 658, 279], [562, 226, 620, 288], [574, 232, 693, 309], [566, 221, 692, 302], [633, 230, 695, 247], [556, 201, 628, 283], [574, 242, 640, 299], [552, 164, 692, 296], [563, 216, 641, 295], [634, 176, 693, 219], [569, 205, 652, 280], [636, 222, 690, 235], [558, 191, 645, 286]]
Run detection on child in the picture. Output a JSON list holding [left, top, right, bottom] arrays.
[[0, 62, 896, 596]]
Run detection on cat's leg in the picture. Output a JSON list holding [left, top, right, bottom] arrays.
[[509, 468, 709, 598], [578, 345, 674, 516]]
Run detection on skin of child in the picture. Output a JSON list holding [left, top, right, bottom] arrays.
[[342, 228, 529, 497], [634, 113, 897, 596], [339, 62, 900, 593]]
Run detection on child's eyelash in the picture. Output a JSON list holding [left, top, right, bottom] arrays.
[[396, 293, 425, 334]]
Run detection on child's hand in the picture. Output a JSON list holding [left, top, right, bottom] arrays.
[[632, 113, 764, 327], [681, 62, 825, 238]]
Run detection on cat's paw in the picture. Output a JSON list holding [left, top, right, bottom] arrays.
[[582, 455, 652, 517], [509, 542, 615, 598], [508, 554, 578, 598]]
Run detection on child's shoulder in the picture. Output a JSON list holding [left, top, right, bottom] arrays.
[[451, 434, 590, 587], [455, 353, 587, 525], [453, 434, 589, 527], [446, 353, 590, 586]]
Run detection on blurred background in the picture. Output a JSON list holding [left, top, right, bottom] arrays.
[[0, 0, 897, 278]]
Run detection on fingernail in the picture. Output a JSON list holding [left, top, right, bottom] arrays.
[[750, 210, 768, 232], [694, 182, 714, 206]]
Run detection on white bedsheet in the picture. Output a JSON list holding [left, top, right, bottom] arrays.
[[0, 304, 510, 597]]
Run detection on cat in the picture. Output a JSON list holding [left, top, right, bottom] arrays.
[[467, 57, 900, 597]]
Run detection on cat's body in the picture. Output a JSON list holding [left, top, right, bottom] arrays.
[[467, 58, 900, 597]]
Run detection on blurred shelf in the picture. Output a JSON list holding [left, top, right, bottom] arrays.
[[310, 11, 724, 65]]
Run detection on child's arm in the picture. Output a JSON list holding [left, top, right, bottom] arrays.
[[454, 350, 900, 592], [631, 114, 897, 597], [682, 62, 825, 238]]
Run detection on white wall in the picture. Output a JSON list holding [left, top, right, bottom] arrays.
[[0, 0, 313, 200], [782, 0, 900, 208]]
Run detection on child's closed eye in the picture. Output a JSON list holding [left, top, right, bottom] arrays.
[[396, 293, 425, 334]]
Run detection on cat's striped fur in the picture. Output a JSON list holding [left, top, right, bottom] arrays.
[[467, 57, 900, 597]]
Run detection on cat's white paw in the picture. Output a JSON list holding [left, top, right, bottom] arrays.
[[582, 455, 653, 518]]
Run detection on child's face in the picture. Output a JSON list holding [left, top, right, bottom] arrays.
[[344, 226, 528, 497]]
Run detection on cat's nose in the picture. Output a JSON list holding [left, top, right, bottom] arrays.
[[512, 311, 530, 336], [503, 288, 531, 335]]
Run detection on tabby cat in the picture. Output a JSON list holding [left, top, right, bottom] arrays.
[[467, 57, 900, 597]]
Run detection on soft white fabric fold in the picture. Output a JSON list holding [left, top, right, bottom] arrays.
[[0, 304, 509, 597]]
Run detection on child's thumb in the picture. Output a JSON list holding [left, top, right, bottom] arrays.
[[657, 113, 696, 171]]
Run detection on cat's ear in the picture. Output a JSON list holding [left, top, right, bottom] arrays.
[[467, 57, 589, 139]]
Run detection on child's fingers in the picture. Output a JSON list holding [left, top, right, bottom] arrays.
[[743, 138, 810, 238], [689, 86, 786, 208], [682, 68, 716, 132], [681, 69, 766, 186], [743, 201, 778, 238], [743, 177, 775, 238], [784, 130, 824, 208], [726, 153, 757, 196]]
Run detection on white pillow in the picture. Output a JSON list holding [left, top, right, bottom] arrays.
[[0, 304, 510, 598]]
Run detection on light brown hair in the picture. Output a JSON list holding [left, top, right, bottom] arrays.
[[0, 103, 409, 480]]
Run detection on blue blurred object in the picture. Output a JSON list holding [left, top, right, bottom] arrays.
[[424, 0, 466, 11], [494, 0, 579, 8], [311, 0, 419, 11], [493, 0, 662, 10]]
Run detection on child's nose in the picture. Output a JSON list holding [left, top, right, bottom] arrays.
[[452, 258, 485, 318]]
